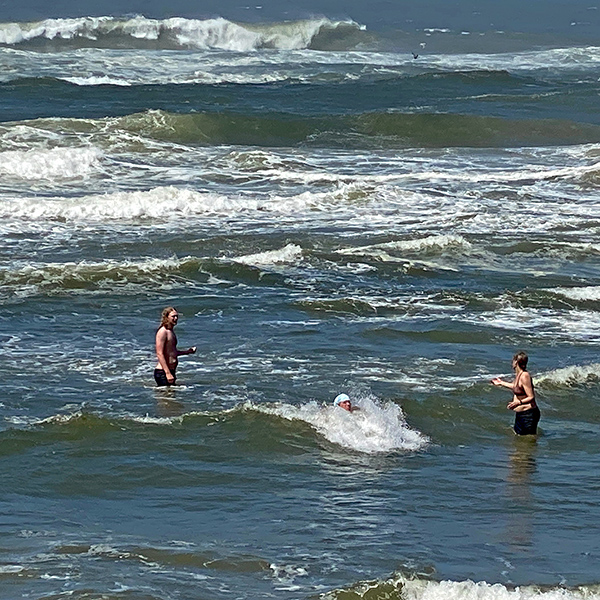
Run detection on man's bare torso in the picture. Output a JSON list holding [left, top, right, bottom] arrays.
[[155, 326, 178, 370]]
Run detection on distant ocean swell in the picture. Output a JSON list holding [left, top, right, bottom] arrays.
[[2, 49, 600, 87], [107, 110, 600, 148], [4, 247, 600, 307], [3, 111, 600, 148]]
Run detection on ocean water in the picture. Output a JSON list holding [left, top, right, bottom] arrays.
[[1, 3, 600, 600]]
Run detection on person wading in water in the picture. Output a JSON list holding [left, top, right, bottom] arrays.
[[154, 307, 196, 386], [491, 351, 540, 435]]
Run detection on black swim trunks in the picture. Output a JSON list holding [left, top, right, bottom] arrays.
[[514, 406, 540, 435], [154, 367, 176, 387]]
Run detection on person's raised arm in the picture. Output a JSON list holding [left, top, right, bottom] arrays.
[[491, 377, 513, 389], [177, 346, 196, 356]]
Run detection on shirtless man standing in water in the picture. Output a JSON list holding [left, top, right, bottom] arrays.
[[154, 307, 196, 386]]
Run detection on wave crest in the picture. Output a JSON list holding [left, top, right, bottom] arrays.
[[0, 16, 366, 51], [233, 244, 303, 267], [324, 575, 600, 600], [337, 235, 472, 260], [0, 257, 204, 297], [0, 184, 366, 224], [6, 110, 600, 149], [551, 286, 600, 303], [536, 363, 600, 388], [0, 187, 256, 222]]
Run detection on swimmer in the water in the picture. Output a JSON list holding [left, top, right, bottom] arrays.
[[333, 393, 359, 412], [491, 351, 540, 435]]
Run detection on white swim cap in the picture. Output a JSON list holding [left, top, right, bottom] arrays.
[[333, 393, 350, 406]]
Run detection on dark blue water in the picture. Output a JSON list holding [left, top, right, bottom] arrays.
[[1, 2, 600, 600]]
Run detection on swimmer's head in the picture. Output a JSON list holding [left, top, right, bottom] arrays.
[[512, 351, 528, 370], [333, 393, 352, 411]]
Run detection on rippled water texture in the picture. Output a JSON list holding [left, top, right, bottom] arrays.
[[1, 5, 600, 600]]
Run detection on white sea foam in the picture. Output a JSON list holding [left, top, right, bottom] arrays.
[[551, 286, 600, 302], [0, 565, 26, 574], [267, 160, 600, 187], [5, 408, 218, 431], [87, 544, 131, 558], [0, 187, 260, 221], [0, 147, 101, 180], [0, 185, 362, 223], [336, 576, 600, 600], [233, 244, 303, 267], [64, 76, 132, 86], [1, 37, 600, 89], [5, 415, 44, 427], [270, 563, 309, 588], [535, 363, 600, 387], [426, 45, 600, 74], [460, 306, 600, 344], [250, 393, 427, 454], [337, 235, 472, 259], [420, 161, 600, 184], [0, 17, 107, 45], [128, 413, 200, 425], [36, 411, 85, 425]]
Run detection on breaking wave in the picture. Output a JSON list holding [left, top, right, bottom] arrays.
[[249, 393, 428, 454], [551, 286, 600, 303], [1, 393, 427, 456], [535, 363, 600, 388], [0, 146, 101, 180], [0, 186, 344, 223], [0, 16, 367, 51], [232, 244, 304, 267], [0, 257, 202, 297], [322, 574, 600, 600], [337, 235, 473, 260]]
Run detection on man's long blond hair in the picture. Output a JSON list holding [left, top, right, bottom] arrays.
[[160, 306, 177, 328]]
